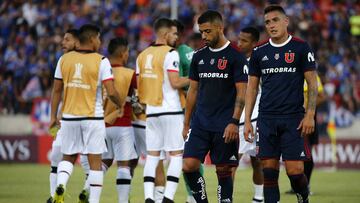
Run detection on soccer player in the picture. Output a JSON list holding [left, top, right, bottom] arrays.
[[236, 26, 264, 203], [182, 10, 248, 203], [244, 5, 318, 203], [49, 24, 122, 203], [101, 37, 138, 203], [137, 18, 189, 203], [47, 29, 79, 203], [173, 19, 204, 203]]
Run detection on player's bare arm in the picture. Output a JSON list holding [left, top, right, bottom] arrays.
[[223, 82, 246, 143], [297, 70, 318, 136], [49, 79, 63, 128], [168, 71, 190, 89], [103, 80, 122, 109], [183, 80, 198, 140], [244, 75, 260, 143]]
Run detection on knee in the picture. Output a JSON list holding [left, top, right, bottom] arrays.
[[182, 158, 200, 173], [215, 165, 232, 178], [285, 163, 304, 175], [262, 168, 279, 181], [251, 157, 262, 170]]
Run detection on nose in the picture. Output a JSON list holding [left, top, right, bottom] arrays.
[[201, 32, 207, 40]]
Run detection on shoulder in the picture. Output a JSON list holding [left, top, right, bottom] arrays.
[[193, 45, 208, 55], [252, 38, 270, 55]]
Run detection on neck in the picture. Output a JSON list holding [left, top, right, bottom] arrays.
[[271, 33, 289, 44], [155, 38, 166, 45], [77, 44, 94, 51], [246, 51, 252, 58], [109, 57, 124, 66], [212, 34, 228, 49]]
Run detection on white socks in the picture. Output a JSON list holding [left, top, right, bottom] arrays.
[[143, 155, 160, 200], [88, 170, 103, 203], [254, 183, 264, 200], [154, 186, 165, 203], [56, 161, 73, 188], [116, 167, 132, 203], [164, 155, 182, 200]]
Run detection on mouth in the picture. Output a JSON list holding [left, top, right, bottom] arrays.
[[270, 30, 277, 35]]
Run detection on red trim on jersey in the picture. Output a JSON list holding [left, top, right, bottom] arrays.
[[167, 69, 179, 72], [256, 38, 270, 47], [111, 64, 123, 67], [102, 77, 114, 83], [230, 42, 242, 52], [292, 36, 305, 43]]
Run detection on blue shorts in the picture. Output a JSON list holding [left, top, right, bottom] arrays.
[[256, 115, 311, 161], [183, 127, 239, 166]]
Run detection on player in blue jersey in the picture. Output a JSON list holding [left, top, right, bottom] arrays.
[[182, 10, 248, 203], [244, 5, 318, 203]]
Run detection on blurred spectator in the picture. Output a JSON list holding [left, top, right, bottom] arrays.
[[0, 0, 358, 131]]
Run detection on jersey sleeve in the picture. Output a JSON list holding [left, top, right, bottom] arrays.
[[100, 57, 114, 82], [54, 57, 62, 80], [301, 43, 316, 72], [248, 49, 261, 77], [135, 58, 140, 75], [164, 50, 180, 72], [189, 52, 199, 81], [233, 52, 248, 83]]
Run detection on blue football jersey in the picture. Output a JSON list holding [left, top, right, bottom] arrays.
[[249, 35, 316, 116], [189, 41, 248, 132]]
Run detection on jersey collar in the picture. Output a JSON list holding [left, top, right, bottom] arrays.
[[269, 35, 292, 47], [209, 41, 230, 52]]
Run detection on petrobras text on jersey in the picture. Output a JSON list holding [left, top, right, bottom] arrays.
[[261, 67, 297, 74], [199, 72, 229, 79]]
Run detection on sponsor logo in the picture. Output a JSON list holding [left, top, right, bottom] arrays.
[[262, 55, 269, 61], [73, 63, 83, 79], [198, 59, 204, 65], [261, 67, 296, 74], [229, 155, 237, 161], [308, 52, 315, 62], [300, 151, 305, 157], [285, 52, 295, 63], [199, 72, 228, 79]]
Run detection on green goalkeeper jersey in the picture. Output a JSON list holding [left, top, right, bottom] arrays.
[[177, 44, 194, 77]]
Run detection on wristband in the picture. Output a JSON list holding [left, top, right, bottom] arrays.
[[229, 118, 240, 126]]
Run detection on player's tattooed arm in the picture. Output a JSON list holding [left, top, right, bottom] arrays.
[[304, 71, 318, 115], [233, 82, 247, 119]]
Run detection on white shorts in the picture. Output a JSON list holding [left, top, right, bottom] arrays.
[[102, 126, 138, 161], [238, 120, 258, 157], [133, 120, 166, 159], [146, 114, 184, 152], [58, 119, 107, 155], [132, 120, 147, 157], [239, 94, 260, 157]]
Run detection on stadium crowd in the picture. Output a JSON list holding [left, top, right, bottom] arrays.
[[0, 0, 359, 127]]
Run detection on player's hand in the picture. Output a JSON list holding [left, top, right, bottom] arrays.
[[297, 114, 315, 136], [49, 117, 60, 138], [182, 124, 190, 141], [244, 121, 254, 143], [223, 123, 239, 143]]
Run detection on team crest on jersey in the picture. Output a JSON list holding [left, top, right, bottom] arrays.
[[274, 53, 279, 60], [285, 52, 295, 63], [217, 58, 228, 70], [210, 58, 215, 65]]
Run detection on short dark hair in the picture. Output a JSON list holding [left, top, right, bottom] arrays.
[[66, 29, 79, 39], [107, 37, 128, 55], [78, 24, 100, 44], [241, 26, 260, 42], [173, 19, 185, 34], [154, 18, 175, 32], [197, 10, 223, 25], [264, 5, 286, 15]]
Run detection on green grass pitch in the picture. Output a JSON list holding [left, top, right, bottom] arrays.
[[0, 164, 359, 202]]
